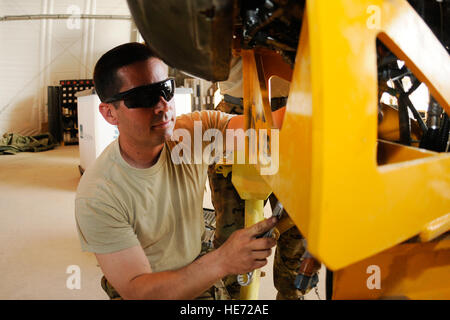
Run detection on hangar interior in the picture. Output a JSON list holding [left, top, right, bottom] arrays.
[[0, 0, 449, 300]]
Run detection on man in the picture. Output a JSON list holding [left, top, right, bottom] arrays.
[[75, 42, 285, 300], [209, 57, 307, 300]]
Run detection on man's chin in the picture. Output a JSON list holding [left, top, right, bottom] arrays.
[[162, 121, 175, 141]]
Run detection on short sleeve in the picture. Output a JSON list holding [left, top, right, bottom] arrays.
[[169, 110, 235, 163], [175, 110, 234, 135], [198, 110, 235, 135], [75, 197, 140, 254]]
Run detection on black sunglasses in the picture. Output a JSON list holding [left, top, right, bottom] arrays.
[[104, 78, 175, 109]]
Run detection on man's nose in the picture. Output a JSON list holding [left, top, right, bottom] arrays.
[[153, 96, 170, 114]]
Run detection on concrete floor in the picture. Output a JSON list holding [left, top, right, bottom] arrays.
[[0, 145, 105, 299], [0, 145, 325, 300]]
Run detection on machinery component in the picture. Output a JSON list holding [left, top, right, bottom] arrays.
[[376, 2, 450, 153], [127, 0, 448, 82], [420, 97, 450, 152], [126, 0, 305, 81], [271, 212, 296, 240], [294, 240, 321, 295], [127, 0, 235, 81], [377, 39, 449, 152], [396, 85, 413, 146], [257, 200, 283, 238], [240, 0, 305, 66], [237, 271, 254, 286], [394, 77, 427, 135]]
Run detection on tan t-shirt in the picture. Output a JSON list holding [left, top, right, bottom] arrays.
[[75, 110, 233, 273]]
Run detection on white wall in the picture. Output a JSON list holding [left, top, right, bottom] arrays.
[[0, 0, 135, 136]]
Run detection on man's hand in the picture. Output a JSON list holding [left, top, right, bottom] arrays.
[[215, 217, 278, 276]]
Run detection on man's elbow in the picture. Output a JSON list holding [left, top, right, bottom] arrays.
[[121, 273, 153, 300], [226, 114, 245, 131], [123, 273, 179, 300]]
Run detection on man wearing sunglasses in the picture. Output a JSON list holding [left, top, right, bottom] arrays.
[[75, 42, 285, 300]]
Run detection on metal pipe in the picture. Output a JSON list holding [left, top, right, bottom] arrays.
[[0, 14, 131, 21], [240, 199, 264, 300]]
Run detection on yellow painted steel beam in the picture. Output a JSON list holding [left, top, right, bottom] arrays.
[[232, 52, 275, 300], [376, 140, 436, 165], [419, 214, 450, 242], [241, 0, 450, 271], [332, 237, 450, 299], [240, 200, 264, 300]]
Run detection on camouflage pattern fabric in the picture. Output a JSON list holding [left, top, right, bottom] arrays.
[[101, 275, 122, 300], [273, 227, 305, 300], [269, 195, 305, 300], [194, 243, 231, 300], [208, 100, 305, 300]]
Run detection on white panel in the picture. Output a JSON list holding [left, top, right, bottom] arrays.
[[0, 0, 43, 15], [0, 0, 132, 136], [77, 91, 118, 171], [0, 18, 41, 135], [91, 20, 132, 63], [94, 0, 130, 15]]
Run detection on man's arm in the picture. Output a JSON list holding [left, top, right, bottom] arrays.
[[226, 106, 286, 131], [95, 217, 277, 300]]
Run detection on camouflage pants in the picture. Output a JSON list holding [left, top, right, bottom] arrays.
[[207, 100, 305, 300], [269, 196, 305, 300], [100, 243, 231, 300]]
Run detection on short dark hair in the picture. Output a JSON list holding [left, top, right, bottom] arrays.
[[93, 42, 159, 102]]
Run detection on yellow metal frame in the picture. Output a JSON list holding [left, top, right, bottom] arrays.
[[233, 0, 450, 299], [241, 0, 450, 272], [332, 237, 450, 299], [240, 199, 265, 300]]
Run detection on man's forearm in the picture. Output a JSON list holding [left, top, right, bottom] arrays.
[[111, 217, 277, 300], [127, 248, 225, 300]]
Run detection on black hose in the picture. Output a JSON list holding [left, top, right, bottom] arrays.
[[437, 112, 449, 152]]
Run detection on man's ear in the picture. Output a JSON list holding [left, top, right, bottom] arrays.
[[99, 102, 119, 126]]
